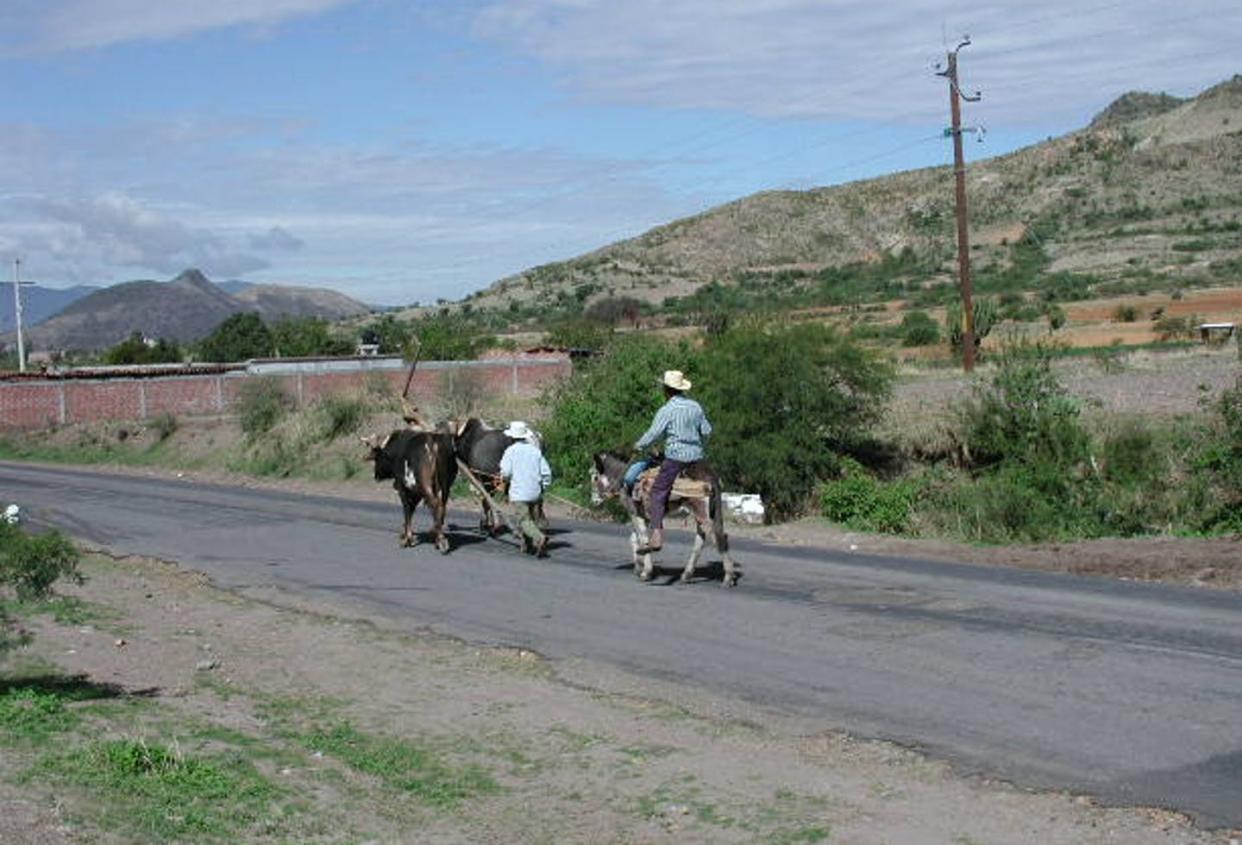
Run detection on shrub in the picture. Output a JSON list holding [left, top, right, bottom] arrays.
[[150, 412, 178, 442], [958, 343, 1089, 470], [1112, 303, 1139, 322], [820, 460, 918, 534], [694, 320, 893, 519], [900, 311, 940, 347], [236, 378, 294, 436], [312, 395, 368, 442], [1, 522, 82, 656]]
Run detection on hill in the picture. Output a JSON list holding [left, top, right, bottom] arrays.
[[0, 284, 98, 334], [17, 269, 371, 352], [447, 75, 1242, 324]]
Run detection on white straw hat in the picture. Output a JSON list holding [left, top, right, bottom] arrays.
[[660, 370, 692, 391], [504, 420, 533, 440]]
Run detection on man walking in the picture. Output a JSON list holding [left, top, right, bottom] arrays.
[[634, 370, 712, 553], [499, 420, 553, 557]]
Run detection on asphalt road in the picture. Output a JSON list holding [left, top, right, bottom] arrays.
[[4, 461, 1241, 828]]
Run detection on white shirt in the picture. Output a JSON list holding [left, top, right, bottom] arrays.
[[500, 440, 552, 503]]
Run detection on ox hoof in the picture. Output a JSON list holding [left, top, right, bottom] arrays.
[[723, 572, 741, 588], [435, 538, 451, 554]]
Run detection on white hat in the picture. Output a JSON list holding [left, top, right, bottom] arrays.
[[504, 420, 533, 440], [661, 370, 692, 391]]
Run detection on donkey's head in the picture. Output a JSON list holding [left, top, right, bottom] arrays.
[[589, 451, 625, 506]]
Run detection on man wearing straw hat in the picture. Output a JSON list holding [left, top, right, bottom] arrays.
[[633, 369, 712, 554], [499, 420, 553, 557]]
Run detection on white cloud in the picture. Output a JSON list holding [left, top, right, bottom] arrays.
[[5, 193, 270, 281], [14, 0, 361, 53], [472, 0, 1242, 125]]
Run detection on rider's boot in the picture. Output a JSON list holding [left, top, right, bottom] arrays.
[[638, 528, 664, 554]]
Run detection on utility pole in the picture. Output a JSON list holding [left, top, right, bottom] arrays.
[[10, 259, 35, 373], [938, 37, 982, 372]]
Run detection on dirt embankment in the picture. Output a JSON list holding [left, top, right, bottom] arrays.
[[2, 554, 1233, 845]]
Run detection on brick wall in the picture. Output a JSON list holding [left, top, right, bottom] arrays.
[[0, 358, 572, 431]]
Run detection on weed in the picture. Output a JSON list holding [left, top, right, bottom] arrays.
[[30, 737, 281, 840], [0, 687, 79, 741], [301, 721, 498, 808], [236, 377, 294, 436]]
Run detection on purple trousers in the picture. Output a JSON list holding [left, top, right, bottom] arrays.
[[648, 458, 691, 529]]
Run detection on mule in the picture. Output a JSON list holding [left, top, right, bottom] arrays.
[[590, 451, 740, 587]]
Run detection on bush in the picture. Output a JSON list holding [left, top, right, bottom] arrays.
[[236, 378, 294, 436], [693, 320, 893, 519], [958, 343, 1089, 470], [900, 311, 941, 347], [312, 395, 368, 442], [150, 412, 178, 442], [820, 460, 918, 533], [1112, 303, 1139, 322], [1, 522, 82, 656]]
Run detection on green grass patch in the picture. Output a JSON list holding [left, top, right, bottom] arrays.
[[28, 737, 282, 841], [300, 721, 498, 808], [0, 686, 81, 741]]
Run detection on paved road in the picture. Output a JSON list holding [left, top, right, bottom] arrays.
[[4, 461, 1241, 827]]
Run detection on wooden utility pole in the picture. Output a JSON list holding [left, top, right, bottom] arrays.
[[938, 37, 981, 372]]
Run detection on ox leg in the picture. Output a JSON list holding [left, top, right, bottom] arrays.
[[431, 497, 451, 554], [398, 489, 420, 547]]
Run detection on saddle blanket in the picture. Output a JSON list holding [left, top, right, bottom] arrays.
[[633, 467, 712, 501]]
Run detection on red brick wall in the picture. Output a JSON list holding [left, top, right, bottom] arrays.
[[0, 359, 571, 431]]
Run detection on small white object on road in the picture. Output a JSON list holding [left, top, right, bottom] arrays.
[[3, 504, 19, 524]]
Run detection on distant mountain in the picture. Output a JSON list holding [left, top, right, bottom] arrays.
[[0, 285, 98, 333], [217, 280, 256, 295], [15, 269, 371, 352], [450, 75, 1242, 318]]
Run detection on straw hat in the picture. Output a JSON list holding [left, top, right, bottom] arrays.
[[660, 370, 692, 391], [504, 420, 534, 440]]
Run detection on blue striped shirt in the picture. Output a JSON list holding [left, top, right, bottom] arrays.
[[635, 395, 712, 462]]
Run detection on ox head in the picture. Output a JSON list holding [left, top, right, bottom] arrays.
[[361, 432, 396, 481]]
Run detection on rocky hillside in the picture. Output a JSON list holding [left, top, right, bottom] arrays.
[[455, 75, 1242, 317], [19, 269, 371, 352]]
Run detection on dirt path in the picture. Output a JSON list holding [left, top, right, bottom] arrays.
[[3, 553, 1235, 845]]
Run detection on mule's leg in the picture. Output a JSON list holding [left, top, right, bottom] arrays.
[[631, 516, 655, 581], [715, 529, 740, 587], [680, 525, 707, 583]]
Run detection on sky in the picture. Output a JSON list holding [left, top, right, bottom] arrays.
[[0, 0, 1238, 307]]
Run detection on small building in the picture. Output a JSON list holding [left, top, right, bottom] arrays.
[[1198, 322, 1236, 344]]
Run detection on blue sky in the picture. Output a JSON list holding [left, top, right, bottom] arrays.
[[1, 0, 1237, 306]]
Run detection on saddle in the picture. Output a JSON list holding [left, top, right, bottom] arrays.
[[632, 466, 712, 502]]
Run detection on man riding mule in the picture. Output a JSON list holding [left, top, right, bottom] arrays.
[[632, 369, 712, 554], [591, 451, 740, 586]]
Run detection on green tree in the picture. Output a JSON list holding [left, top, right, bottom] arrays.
[[694, 320, 894, 518], [198, 313, 273, 362], [270, 317, 353, 358], [103, 332, 183, 365], [946, 298, 1000, 353]]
